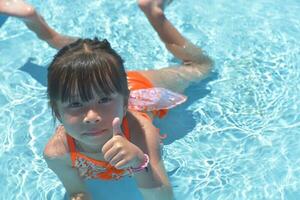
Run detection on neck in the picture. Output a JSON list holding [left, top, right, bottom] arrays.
[[75, 139, 109, 154]]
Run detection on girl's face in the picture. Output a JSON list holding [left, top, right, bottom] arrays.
[[56, 91, 126, 147]]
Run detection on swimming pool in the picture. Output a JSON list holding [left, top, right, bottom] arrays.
[[1, 0, 300, 199]]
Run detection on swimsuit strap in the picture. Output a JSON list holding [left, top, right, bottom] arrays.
[[66, 133, 77, 167], [122, 116, 130, 141]]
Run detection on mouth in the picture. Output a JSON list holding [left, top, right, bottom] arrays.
[[83, 129, 108, 137]]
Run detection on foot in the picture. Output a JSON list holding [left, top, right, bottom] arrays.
[[138, 0, 173, 12], [0, 0, 76, 49], [0, 0, 36, 18]]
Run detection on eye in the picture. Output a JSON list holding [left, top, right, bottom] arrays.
[[68, 102, 83, 108], [98, 97, 112, 104]]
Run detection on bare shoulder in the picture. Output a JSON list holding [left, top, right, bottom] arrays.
[[43, 125, 69, 160], [43, 127, 88, 196]]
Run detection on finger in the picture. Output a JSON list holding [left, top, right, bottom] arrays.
[[109, 152, 125, 167], [112, 117, 124, 137], [101, 138, 114, 154], [103, 145, 118, 162], [114, 158, 131, 169]]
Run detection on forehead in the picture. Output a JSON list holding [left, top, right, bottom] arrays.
[[66, 89, 119, 101], [57, 74, 119, 101]]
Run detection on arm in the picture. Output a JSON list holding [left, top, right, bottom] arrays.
[[131, 112, 174, 200], [43, 128, 91, 200], [138, 0, 213, 93], [44, 156, 91, 200]]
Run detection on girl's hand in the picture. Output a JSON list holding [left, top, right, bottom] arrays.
[[138, 0, 168, 12], [102, 117, 145, 169]]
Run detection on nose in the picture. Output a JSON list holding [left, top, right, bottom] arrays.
[[83, 108, 102, 124]]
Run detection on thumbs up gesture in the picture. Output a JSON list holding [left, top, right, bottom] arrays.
[[102, 117, 145, 170]]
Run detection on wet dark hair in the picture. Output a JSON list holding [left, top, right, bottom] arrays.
[[47, 38, 129, 119]]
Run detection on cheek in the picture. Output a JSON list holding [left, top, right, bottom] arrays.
[[111, 99, 126, 117], [64, 114, 81, 124], [60, 113, 83, 135], [99, 105, 123, 123], [60, 109, 83, 126]]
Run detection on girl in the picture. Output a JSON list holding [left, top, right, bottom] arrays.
[[1, 0, 212, 199]]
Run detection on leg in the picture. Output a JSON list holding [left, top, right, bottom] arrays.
[[138, 0, 185, 47], [0, 0, 76, 49], [137, 0, 212, 93]]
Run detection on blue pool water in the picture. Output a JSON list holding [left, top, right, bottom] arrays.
[[0, 0, 300, 199]]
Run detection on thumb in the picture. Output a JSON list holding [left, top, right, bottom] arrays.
[[112, 117, 124, 137]]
